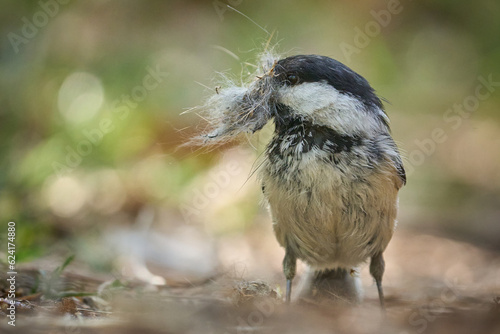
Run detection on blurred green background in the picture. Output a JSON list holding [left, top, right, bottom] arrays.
[[0, 0, 499, 277]]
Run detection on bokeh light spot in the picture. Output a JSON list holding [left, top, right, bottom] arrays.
[[58, 72, 104, 123], [45, 176, 88, 217]]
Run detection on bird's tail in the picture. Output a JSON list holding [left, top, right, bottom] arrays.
[[298, 267, 363, 304]]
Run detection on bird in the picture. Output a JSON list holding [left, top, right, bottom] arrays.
[[196, 54, 406, 307], [257, 54, 405, 307]]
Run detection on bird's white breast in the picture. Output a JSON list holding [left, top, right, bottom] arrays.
[[260, 147, 399, 269]]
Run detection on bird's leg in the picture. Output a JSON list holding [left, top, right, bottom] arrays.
[[283, 248, 297, 303], [370, 252, 386, 310]]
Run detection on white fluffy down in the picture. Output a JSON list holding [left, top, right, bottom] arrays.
[[191, 51, 280, 146]]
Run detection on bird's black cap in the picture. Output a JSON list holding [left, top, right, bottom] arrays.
[[274, 55, 384, 110]]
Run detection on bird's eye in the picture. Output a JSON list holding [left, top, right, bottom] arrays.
[[287, 74, 299, 85]]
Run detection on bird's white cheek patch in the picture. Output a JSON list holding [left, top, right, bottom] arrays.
[[277, 81, 377, 134], [278, 82, 340, 116]]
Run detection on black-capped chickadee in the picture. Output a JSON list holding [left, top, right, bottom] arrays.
[[194, 54, 406, 308]]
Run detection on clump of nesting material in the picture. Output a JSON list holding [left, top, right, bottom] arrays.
[[189, 51, 281, 146]]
